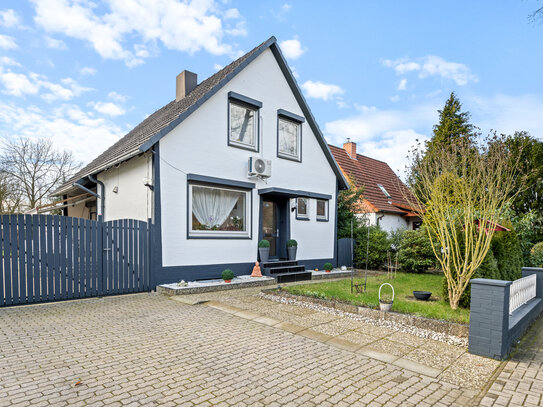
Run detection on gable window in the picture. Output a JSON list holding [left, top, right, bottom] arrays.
[[296, 197, 309, 220], [189, 183, 251, 238], [316, 199, 328, 221], [377, 183, 391, 199], [277, 109, 304, 161], [228, 92, 262, 152]]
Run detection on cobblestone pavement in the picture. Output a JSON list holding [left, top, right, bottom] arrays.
[[179, 284, 500, 391], [480, 315, 543, 406], [0, 291, 499, 406]]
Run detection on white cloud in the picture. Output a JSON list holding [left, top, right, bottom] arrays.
[[325, 104, 438, 175], [45, 36, 67, 50], [280, 38, 305, 59], [389, 95, 400, 102], [213, 63, 223, 71], [90, 101, 126, 117], [398, 78, 407, 90], [30, 0, 246, 67], [0, 102, 124, 164], [282, 4, 292, 12], [383, 56, 478, 86], [0, 67, 92, 101], [0, 34, 17, 49], [80, 66, 97, 76], [108, 91, 127, 102], [0, 9, 20, 28], [301, 80, 344, 101], [0, 57, 20, 67]]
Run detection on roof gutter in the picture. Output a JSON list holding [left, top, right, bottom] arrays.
[[88, 174, 105, 219], [73, 176, 105, 219]]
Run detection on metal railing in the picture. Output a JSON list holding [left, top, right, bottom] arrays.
[[509, 274, 537, 314]]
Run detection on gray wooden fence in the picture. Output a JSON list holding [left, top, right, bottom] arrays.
[[0, 215, 150, 307], [337, 238, 355, 268]]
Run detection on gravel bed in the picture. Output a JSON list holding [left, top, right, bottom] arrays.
[[260, 292, 468, 347]]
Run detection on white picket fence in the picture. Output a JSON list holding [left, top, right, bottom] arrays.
[[509, 274, 537, 314]]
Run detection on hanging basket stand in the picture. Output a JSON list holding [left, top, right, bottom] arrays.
[[379, 283, 395, 312]]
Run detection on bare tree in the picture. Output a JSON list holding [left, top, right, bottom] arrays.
[[407, 137, 523, 309], [0, 138, 81, 211], [0, 172, 21, 213]]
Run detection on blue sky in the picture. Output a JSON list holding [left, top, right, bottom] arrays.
[[0, 0, 542, 174]]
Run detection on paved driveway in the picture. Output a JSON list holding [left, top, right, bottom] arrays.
[[1, 293, 482, 406]]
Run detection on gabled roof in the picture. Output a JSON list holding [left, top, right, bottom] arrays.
[[54, 36, 348, 195], [329, 144, 418, 215]]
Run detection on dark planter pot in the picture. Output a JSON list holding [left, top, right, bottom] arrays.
[[413, 291, 432, 301], [287, 246, 297, 261], [259, 247, 270, 263]]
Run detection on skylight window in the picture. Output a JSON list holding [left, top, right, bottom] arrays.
[[377, 184, 391, 199]]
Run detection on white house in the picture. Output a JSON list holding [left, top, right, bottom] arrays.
[[52, 37, 349, 283], [329, 141, 421, 233]]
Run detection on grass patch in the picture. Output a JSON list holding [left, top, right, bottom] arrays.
[[283, 272, 470, 324]]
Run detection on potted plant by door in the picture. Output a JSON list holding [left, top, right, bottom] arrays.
[[287, 239, 298, 260], [323, 262, 333, 273], [258, 240, 270, 263], [222, 269, 234, 283]]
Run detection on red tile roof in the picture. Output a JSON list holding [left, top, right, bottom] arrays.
[[329, 144, 419, 216]]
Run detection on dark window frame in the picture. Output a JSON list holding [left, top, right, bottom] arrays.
[[277, 109, 304, 162], [227, 92, 262, 152]]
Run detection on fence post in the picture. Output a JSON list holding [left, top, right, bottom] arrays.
[[522, 267, 543, 299], [469, 278, 511, 359]]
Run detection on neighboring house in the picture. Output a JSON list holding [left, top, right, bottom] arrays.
[[51, 37, 348, 283], [329, 140, 421, 233]]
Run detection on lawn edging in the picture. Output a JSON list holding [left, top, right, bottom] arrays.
[[262, 288, 469, 339]]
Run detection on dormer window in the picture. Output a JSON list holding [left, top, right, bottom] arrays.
[[377, 183, 391, 199]]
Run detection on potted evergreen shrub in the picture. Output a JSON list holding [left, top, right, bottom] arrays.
[[258, 239, 270, 263], [287, 239, 298, 260], [324, 262, 333, 273], [222, 269, 234, 283]]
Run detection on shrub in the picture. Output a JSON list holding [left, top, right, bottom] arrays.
[[492, 228, 523, 281], [287, 239, 298, 247], [353, 225, 389, 269], [258, 239, 270, 248], [531, 242, 543, 267], [397, 228, 436, 273], [323, 262, 333, 271], [221, 269, 234, 281]]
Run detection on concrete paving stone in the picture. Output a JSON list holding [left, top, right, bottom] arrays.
[[392, 358, 441, 378], [366, 338, 416, 357]]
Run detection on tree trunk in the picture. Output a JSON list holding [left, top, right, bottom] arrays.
[[449, 292, 460, 310]]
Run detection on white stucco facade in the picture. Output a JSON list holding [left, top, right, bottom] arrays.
[[358, 212, 412, 233], [158, 48, 337, 267]]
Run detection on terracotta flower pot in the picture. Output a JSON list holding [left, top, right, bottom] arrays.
[[224, 280, 232, 283], [325, 270, 331, 273]]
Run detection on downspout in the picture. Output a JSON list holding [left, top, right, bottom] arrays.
[[376, 213, 384, 227], [88, 174, 105, 220]]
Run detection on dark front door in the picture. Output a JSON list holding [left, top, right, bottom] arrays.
[[261, 197, 289, 259]]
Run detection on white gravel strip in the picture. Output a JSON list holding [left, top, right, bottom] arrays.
[[260, 292, 468, 348]]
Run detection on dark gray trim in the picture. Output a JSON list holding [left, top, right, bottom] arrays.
[[258, 187, 332, 200], [227, 98, 260, 152], [470, 278, 512, 287], [88, 174, 105, 219], [296, 197, 309, 221], [316, 198, 329, 222], [186, 180, 253, 240], [333, 181, 339, 266], [150, 143, 163, 289], [186, 173, 255, 189], [276, 115, 302, 163], [277, 109, 305, 123], [228, 91, 263, 108], [73, 182, 99, 198], [138, 37, 348, 190]]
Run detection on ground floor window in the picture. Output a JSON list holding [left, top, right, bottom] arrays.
[[316, 199, 328, 221], [296, 197, 309, 219], [189, 184, 251, 238]]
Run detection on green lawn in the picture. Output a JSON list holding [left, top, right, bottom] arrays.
[[283, 272, 470, 324]]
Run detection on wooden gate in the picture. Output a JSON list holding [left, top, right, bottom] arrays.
[[0, 215, 150, 307]]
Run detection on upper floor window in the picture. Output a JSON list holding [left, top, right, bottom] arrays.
[[277, 109, 304, 162], [228, 92, 262, 152], [377, 183, 391, 199]]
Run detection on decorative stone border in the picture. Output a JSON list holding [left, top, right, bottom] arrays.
[[158, 275, 275, 295], [262, 288, 469, 339]]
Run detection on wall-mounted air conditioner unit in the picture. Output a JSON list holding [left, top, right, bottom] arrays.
[[248, 156, 271, 178]]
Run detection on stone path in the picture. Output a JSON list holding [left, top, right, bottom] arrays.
[[0, 291, 491, 406], [480, 315, 543, 406], [178, 284, 499, 391]]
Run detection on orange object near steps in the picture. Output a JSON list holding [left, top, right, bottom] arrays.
[[251, 261, 263, 277]]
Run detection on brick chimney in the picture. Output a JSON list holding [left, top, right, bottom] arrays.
[[176, 70, 198, 101], [343, 138, 357, 159]]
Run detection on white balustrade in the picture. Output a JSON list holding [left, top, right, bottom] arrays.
[[509, 274, 537, 315]]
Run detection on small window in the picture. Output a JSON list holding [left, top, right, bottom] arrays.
[[316, 199, 328, 221], [296, 197, 309, 219], [229, 102, 258, 150], [189, 184, 251, 238], [377, 183, 391, 199], [278, 117, 301, 161]]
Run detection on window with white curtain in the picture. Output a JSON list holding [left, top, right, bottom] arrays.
[[189, 184, 251, 238]]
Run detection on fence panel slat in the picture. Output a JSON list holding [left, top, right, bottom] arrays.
[[10, 215, 19, 304], [39, 216, 46, 302], [1, 215, 9, 305], [32, 216, 39, 303], [73, 218, 81, 297], [123, 219, 129, 293], [52, 216, 60, 300], [66, 217, 73, 300], [59, 216, 67, 300], [129, 219, 135, 292], [85, 220, 91, 297], [46, 216, 54, 302], [137, 221, 143, 291], [24, 215, 33, 303]]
